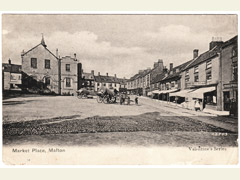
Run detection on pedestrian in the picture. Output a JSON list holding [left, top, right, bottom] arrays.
[[194, 100, 201, 111], [135, 96, 138, 105], [120, 94, 123, 105], [127, 96, 130, 105]]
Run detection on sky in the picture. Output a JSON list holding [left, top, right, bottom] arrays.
[[2, 14, 237, 78]]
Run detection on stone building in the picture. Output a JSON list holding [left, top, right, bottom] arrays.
[[21, 36, 60, 94], [180, 39, 224, 111], [60, 54, 79, 95], [2, 59, 22, 91]]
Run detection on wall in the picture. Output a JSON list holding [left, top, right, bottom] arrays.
[[182, 56, 220, 89], [22, 44, 60, 94], [3, 72, 10, 90]]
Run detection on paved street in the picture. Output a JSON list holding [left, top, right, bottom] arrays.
[[2, 95, 238, 147]]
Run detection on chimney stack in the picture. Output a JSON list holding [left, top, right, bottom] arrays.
[[193, 49, 199, 59], [169, 63, 173, 71], [106, 73, 108, 76], [8, 59, 11, 64], [114, 74, 117, 78], [56, 49, 58, 58], [98, 72, 100, 76], [91, 70, 94, 75], [209, 37, 223, 50]]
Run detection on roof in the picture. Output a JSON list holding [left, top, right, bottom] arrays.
[[21, 43, 59, 60], [128, 68, 151, 82], [221, 35, 238, 49], [151, 73, 166, 84], [162, 59, 194, 82], [94, 75, 125, 83], [82, 72, 94, 80], [2, 63, 22, 73], [184, 45, 222, 70]]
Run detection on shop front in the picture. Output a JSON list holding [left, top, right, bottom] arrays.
[[186, 86, 217, 111]]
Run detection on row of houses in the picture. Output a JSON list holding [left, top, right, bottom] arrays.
[[127, 36, 238, 116], [2, 36, 128, 95]]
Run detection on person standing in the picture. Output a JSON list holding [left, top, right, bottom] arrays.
[[135, 96, 138, 105]]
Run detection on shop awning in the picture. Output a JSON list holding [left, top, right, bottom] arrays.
[[152, 90, 161, 94], [169, 89, 194, 97], [159, 89, 179, 94], [147, 91, 153, 96], [187, 86, 216, 99]]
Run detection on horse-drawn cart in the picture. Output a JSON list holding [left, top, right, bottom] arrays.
[[96, 87, 130, 105], [76, 88, 93, 99]]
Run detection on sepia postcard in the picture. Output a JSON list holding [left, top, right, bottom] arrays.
[[1, 13, 238, 165]]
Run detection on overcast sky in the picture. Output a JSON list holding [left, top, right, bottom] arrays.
[[2, 14, 237, 78]]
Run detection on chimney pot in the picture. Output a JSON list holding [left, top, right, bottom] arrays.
[[98, 72, 100, 76], [106, 73, 108, 76], [74, 53, 77, 60], [91, 70, 94, 75], [114, 74, 117, 78], [56, 49, 58, 58], [8, 59, 11, 64]]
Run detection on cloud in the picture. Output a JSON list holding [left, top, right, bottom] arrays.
[[2, 30, 156, 78]]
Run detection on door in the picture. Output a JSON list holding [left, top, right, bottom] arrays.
[[223, 91, 230, 111]]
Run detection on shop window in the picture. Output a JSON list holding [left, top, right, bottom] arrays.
[[31, 58, 37, 68], [66, 64, 70, 72], [66, 78, 71, 87], [45, 59, 50, 69], [206, 60, 212, 69]]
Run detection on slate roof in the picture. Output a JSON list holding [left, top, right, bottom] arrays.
[[2, 63, 22, 73], [184, 45, 222, 71], [82, 72, 94, 80], [21, 43, 59, 60], [94, 75, 127, 83], [151, 73, 166, 84], [221, 35, 238, 49], [128, 68, 151, 82]]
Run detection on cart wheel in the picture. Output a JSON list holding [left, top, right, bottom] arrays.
[[97, 96, 102, 103], [77, 94, 82, 99], [103, 96, 109, 104]]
